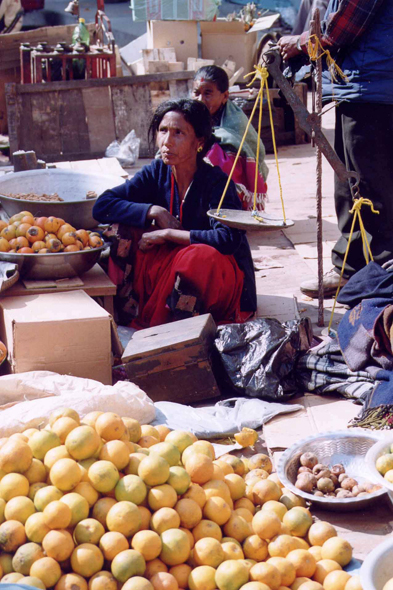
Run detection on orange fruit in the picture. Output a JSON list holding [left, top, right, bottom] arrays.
[[243, 535, 268, 561], [25, 512, 50, 543], [193, 537, 225, 568], [192, 519, 222, 542], [182, 483, 207, 509], [50, 458, 82, 491], [249, 562, 281, 590], [313, 559, 342, 584], [4, 495, 35, 524], [92, 497, 117, 527], [151, 507, 181, 535], [131, 530, 162, 561], [215, 559, 250, 590], [188, 566, 216, 590], [60, 492, 89, 527], [160, 528, 191, 566], [286, 549, 316, 578], [138, 455, 170, 487], [95, 413, 126, 441], [30, 556, 62, 588], [0, 438, 33, 473], [99, 531, 129, 561], [12, 541, 44, 574], [43, 500, 72, 529], [148, 484, 178, 511], [0, 519, 26, 552], [42, 529, 75, 561], [203, 497, 231, 526], [111, 549, 146, 583], [74, 518, 106, 545], [252, 510, 282, 540], [71, 543, 104, 578], [100, 440, 130, 470], [175, 498, 202, 529], [169, 564, 192, 588], [89, 571, 118, 590], [323, 570, 351, 590], [65, 426, 101, 461], [185, 454, 214, 485], [106, 501, 142, 537], [56, 574, 88, 590], [88, 460, 120, 493], [321, 537, 353, 567], [150, 572, 178, 590]]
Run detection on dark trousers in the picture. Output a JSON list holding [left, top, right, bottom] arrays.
[[332, 102, 393, 277]]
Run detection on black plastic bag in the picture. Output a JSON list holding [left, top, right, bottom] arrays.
[[215, 317, 313, 400]]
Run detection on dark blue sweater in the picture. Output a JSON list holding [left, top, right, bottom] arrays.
[[93, 159, 257, 312]]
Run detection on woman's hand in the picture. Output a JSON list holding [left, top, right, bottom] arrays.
[[278, 35, 302, 61], [146, 205, 182, 229], [138, 229, 169, 251]]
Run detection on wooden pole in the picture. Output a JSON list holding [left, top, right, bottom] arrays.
[[310, 9, 324, 327]]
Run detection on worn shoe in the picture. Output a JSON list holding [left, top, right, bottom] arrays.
[[300, 268, 348, 298]]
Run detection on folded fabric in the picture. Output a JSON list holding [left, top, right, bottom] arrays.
[[335, 296, 393, 428], [337, 261, 393, 308], [296, 339, 375, 401]]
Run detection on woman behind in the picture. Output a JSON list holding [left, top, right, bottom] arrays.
[[93, 98, 257, 329], [193, 65, 269, 212]]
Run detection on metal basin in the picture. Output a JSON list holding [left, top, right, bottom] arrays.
[[0, 246, 106, 280], [278, 429, 386, 511], [0, 169, 123, 229]]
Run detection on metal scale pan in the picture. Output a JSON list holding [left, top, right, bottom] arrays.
[[207, 209, 295, 231]]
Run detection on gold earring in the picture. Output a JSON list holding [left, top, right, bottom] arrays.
[[197, 146, 203, 153]]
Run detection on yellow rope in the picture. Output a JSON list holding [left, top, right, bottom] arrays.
[[328, 197, 379, 332], [264, 69, 285, 223], [253, 80, 264, 211], [307, 34, 349, 83], [215, 86, 263, 216], [216, 65, 286, 224]]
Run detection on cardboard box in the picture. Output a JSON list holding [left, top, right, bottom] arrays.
[[0, 291, 112, 385], [200, 20, 258, 79], [147, 20, 198, 68]]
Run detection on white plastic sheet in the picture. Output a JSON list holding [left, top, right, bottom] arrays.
[[0, 372, 155, 436], [153, 397, 303, 439]]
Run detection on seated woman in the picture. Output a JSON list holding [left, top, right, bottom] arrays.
[[93, 98, 257, 329], [192, 65, 269, 212]]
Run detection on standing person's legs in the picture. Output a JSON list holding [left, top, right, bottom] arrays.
[[332, 102, 393, 276]]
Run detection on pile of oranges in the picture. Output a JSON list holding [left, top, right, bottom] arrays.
[[0, 409, 362, 590], [0, 212, 103, 254]]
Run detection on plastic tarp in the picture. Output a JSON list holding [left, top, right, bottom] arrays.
[[215, 318, 313, 400], [153, 397, 303, 438], [0, 371, 155, 436]]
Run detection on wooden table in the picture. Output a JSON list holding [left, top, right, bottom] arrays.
[[0, 263, 116, 315]]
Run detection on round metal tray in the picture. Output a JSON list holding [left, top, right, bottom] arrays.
[[207, 209, 295, 231], [277, 430, 386, 511], [360, 536, 393, 590], [0, 169, 123, 229], [365, 436, 393, 492], [0, 245, 106, 280]]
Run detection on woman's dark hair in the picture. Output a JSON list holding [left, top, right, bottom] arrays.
[[193, 65, 229, 93], [149, 98, 212, 154]]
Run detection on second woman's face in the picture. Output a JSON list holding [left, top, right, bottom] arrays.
[[192, 79, 229, 116], [157, 111, 202, 167]]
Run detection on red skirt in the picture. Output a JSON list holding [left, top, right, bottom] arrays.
[[109, 242, 246, 329]]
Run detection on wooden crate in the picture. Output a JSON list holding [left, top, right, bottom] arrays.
[[5, 70, 194, 161], [121, 314, 220, 404], [0, 23, 96, 135]]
